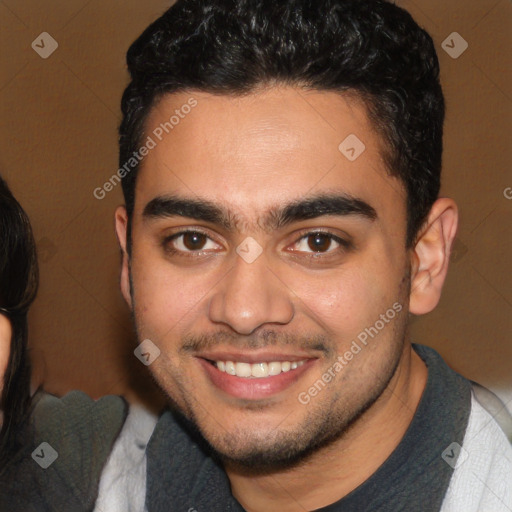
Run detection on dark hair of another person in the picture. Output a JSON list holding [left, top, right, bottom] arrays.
[[0, 176, 39, 458], [119, 0, 445, 249]]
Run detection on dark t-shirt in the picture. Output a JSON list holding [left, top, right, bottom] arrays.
[[145, 344, 472, 511]]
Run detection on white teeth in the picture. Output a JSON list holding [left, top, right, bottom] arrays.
[[235, 362, 252, 377], [215, 359, 307, 378], [268, 362, 282, 376], [225, 361, 236, 375], [251, 362, 268, 378]]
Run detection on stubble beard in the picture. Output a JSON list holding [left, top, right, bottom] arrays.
[[129, 267, 411, 473]]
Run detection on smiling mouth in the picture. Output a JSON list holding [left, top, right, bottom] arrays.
[[206, 359, 307, 378], [199, 356, 316, 400]]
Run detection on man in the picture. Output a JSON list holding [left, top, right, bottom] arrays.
[[1, 0, 510, 511], [107, 0, 512, 510]]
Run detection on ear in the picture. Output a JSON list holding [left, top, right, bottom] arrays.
[[409, 198, 458, 315], [115, 206, 133, 309]]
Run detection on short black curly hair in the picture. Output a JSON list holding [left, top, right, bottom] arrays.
[[119, 0, 444, 248]]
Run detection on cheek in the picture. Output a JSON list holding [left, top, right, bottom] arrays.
[[130, 253, 219, 337], [287, 259, 401, 341], [295, 273, 378, 334]]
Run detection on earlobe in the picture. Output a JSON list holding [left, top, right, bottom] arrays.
[[114, 206, 133, 309], [409, 198, 458, 315]]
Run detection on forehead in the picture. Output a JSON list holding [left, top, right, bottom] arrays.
[[135, 86, 405, 223]]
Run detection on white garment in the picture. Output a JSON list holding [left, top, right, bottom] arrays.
[[441, 391, 512, 512], [93, 403, 157, 512], [95, 393, 512, 511]]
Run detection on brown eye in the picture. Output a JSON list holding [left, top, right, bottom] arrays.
[[307, 233, 332, 252], [182, 232, 208, 250], [290, 231, 350, 256], [165, 230, 220, 254]]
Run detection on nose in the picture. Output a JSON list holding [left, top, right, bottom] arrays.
[[208, 251, 295, 335]]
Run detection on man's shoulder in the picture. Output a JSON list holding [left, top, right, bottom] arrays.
[[441, 391, 512, 511], [411, 344, 511, 510], [413, 343, 512, 442]]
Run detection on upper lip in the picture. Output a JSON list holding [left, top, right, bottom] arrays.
[[196, 350, 318, 364]]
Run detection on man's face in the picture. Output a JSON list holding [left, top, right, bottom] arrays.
[[121, 86, 412, 468]]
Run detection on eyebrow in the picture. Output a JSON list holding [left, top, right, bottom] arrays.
[[142, 193, 377, 232]]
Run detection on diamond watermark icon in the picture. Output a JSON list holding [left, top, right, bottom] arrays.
[[31, 32, 59, 59], [134, 339, 161, 366], [338, 134, 366, 162], [32, 442, 58, 469], [236, 237, 263, 264], [38, 237, 58, 263], [450, 237, 468, 264], [441, 32, 468, 59], [442, 442, 468, 469]]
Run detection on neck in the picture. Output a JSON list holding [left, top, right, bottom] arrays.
[[225, 344, 428, 512]]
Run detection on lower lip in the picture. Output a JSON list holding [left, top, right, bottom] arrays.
[[198, 358, 315, 400]]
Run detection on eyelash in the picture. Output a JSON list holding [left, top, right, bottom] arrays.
[[162, 228, 352, 259]]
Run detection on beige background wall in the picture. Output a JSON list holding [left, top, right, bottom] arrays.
[[0, 0, 510, 413]]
